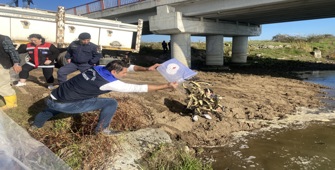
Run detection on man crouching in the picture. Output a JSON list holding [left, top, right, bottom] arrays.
[[30, 60, 178, 135]]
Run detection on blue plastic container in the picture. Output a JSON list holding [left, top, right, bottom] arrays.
[[157, 58, 197, 83]]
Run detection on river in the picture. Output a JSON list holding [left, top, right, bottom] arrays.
[[205, 70, 335, 170]]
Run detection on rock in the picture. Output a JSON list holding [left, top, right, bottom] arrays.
[[107, 128, 172, 170], [312, 47, 322, 58]]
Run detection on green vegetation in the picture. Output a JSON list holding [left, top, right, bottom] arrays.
[[140, 143, 212, 170], [246, 34, 335, 62], [141, 34, 335, 61], [139, 34, 335, 73]]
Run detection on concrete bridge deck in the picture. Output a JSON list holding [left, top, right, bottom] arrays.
[[66, 0, 335, 67]]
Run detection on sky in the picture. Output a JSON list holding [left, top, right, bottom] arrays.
[[3, 0, 335, 42]]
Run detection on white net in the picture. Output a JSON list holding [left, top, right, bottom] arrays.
[[0, 110, 71, 170]]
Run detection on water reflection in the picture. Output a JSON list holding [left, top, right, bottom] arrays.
[[301, 71, 335, 108], [206, 70, 335, 170]]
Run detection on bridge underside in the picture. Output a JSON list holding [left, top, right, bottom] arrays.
[[83, 0, 335, 67], [86, 0, 335, 25], [146, 5, 261, 67]]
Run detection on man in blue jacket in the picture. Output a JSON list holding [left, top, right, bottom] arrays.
[[57, 32, 102, 85], [31, 60, 177, 135]]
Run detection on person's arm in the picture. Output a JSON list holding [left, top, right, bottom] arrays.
[[88, 45, 102, 65], [3, 36, 20, 64], [100, 80, 178, 92], [64, 42, 74, 60], [3, 36, 22, 73], [131, 63, 161, 72], [48, 44, 60, 61], [17, 44, 27, 54], [147, 82, 178, 92]]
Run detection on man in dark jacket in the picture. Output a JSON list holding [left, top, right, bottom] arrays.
[[0, 34, 22, 110], [57, 32, 102, 85], [31, 60, 177, 135]]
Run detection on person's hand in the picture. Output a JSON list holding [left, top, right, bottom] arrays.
[[44, 60, 52, 65], [168, 82, 178, 89], [67, 59, 71, 63], [147, 63, 161, 71], [12, 64, 22, 74]]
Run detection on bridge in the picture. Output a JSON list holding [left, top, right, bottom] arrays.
[[66, 0, 335, 67]]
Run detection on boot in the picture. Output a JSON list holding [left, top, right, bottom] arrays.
[[1, 95, 18, 110]]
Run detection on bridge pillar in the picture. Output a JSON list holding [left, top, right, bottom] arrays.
[[231, 36, 248, 63], [206, 35, 224, 66], [171, 33, 191, 67]]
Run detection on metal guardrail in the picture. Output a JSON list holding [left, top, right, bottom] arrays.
[[66, 0, 144, 15]]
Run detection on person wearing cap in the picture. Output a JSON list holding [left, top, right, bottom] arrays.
[[57, 32, 102, 85]]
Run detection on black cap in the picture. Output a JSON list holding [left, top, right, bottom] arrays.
[[78, 32, 91, 40]]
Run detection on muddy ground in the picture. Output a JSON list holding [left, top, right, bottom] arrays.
[[7, 55, 330, 148]]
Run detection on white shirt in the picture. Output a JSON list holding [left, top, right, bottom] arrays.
[[99, 65, 148, 92]]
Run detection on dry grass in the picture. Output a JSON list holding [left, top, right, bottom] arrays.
[[25, 95, 151, 169]]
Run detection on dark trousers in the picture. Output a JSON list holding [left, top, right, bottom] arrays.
[[19, 64, 54, 83], [57, 62, 91, 84]]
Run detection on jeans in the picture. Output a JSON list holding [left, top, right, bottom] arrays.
[[33, 97, 118, 132]]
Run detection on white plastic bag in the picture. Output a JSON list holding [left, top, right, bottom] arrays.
[[0, 110, 71, 170]]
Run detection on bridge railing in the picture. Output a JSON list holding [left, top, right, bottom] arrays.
[[66, 0, 144, 15]]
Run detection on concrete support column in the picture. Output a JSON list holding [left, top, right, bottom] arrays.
[[171, 33, 191, 67], [206, 35, 224, 66], [231, 36, 248, 63]]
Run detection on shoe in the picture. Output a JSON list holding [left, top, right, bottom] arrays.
[[47, 85, 54, 90], [203, 114, 212, 120], [15, 81, 26, 87], [28, 125, 40, 131], [28, 120, 34, 126], [96, 129, 122, 136]]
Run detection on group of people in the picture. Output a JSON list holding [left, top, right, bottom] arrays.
[[0, 32, 178, 135], [162, 40, 171, 53], [9, 0, 34, 8], [15, 32, 101, 89]]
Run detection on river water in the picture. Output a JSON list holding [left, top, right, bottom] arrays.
[[206, 70, 335, 170]]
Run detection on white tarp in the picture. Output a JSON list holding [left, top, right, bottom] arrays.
[[0, 110, 71, 170]]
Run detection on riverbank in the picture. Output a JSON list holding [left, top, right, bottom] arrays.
[[117, 66, 327, 147], [3, 55, 334, 169]]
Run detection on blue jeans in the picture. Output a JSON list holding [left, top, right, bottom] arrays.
[[33, 97, 118, 132]]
